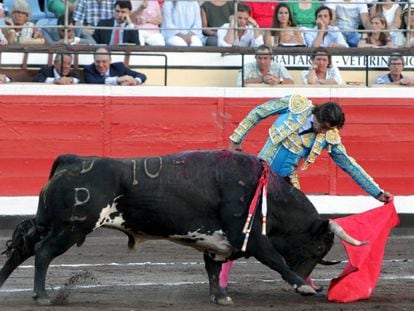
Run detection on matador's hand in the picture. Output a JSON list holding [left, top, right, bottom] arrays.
[[376, 191, 392, 203], [229, 141, 242, 152]]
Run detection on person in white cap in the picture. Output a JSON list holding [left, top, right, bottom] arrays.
[[2, 0, 44, 44]]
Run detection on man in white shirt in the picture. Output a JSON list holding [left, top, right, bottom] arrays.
[[217, 2, 263, 47]]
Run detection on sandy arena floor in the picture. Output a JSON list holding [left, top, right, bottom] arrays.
[[0, 227, 413, 311]]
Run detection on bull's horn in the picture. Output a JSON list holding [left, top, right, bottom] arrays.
[[328, 221, 368, 246]]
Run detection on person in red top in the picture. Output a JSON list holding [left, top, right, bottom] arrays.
[[245, 1, 279, 28]]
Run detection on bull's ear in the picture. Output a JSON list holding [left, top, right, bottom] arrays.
[[310, 219, 330, 236]]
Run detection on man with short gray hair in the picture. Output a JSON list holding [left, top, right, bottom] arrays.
[[237, 45, 293, 86], [375, 53, 414, 86]]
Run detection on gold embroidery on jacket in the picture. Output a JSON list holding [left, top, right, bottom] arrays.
[[289, 94, 312, 113], [301, 133, 325, 170]]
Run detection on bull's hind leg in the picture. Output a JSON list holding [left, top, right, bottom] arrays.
[[0, 219, 42, 288], [247, 235, 315, 296], [33, 228, 80, 304], [203, 252, 233, 305]]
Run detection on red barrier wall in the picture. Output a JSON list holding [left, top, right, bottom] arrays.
[[0, 86, 413, 196]]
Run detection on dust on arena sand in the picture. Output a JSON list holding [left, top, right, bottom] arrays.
[[0, 227, 413, 311]]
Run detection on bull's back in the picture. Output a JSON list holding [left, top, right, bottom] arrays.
[[37, 151, 263, 236]]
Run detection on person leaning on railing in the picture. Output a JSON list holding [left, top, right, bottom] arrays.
[[301, 47, 343, 85], [374, 53, 414, 86], [237, 44, 294, 87], [84, 47, 147, 86], [32, 53, 80, 85], [2, 0, 44, 45]]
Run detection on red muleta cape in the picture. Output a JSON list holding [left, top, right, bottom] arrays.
[[327, 200, 399, 303]]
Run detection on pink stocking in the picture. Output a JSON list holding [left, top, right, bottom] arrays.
[[219, 260, 234, 288]]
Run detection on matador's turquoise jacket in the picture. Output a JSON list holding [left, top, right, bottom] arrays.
[[230, 94, 382, 197]]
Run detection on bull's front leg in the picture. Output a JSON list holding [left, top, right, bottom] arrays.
[[203, 252, 233, 305], [33, 229, 78, 305], [248, 236, 315, 296]]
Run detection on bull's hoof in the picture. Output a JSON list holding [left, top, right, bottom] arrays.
[[210, 294, 234, 305], [32, 292, 52, 305], [296, 284, 316, 296]]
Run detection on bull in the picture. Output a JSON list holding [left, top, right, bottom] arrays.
[[0, 150, 362, 305]]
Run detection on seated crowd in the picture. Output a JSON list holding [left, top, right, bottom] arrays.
[[0, 0, 414, 48], [0, 1, 413, 86]]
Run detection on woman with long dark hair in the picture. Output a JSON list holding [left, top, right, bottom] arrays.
[[264, 3, 305, 46]]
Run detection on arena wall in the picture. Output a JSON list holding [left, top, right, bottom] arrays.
[[0, 84, 413, 216]]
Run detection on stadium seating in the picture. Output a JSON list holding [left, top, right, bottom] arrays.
[[44, 0, 57, 18]]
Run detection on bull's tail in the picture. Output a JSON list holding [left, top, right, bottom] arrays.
[[0, 218, 44, 288]]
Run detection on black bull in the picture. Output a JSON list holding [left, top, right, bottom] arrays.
[[0, 150, 359, 305]]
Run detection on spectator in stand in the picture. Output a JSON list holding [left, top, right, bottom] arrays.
[[358, 15, 392, 48], [288, 0, 319, 28], [93, 0, 139, 45], [47, 0, 77, 17], [2, 0, 44, 44], [201, 0, 233, 46], [370, 0, 402, 47], [245, 1, 278, 28], [73, 0, 115, 34], [374, 53, 414, 86], [301, 47, 343, 85], [161, 0, 203, 46], [264, 3, 305, 47], [42, 14, 96, 45], [32, 53, 80, 84], [237, 44, 293, 87], [130, 0, 165, 46], [326, 0, 370, 47], [400, 4, 414, 47], [0, 73, 12, 83], [84, 47, 147, 85], [217, 2, 263, 47], [304, 6, 348, 48]]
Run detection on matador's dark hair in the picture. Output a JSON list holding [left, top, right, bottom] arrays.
[[312, 102, 345, 129]]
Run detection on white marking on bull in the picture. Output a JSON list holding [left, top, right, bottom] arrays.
[[80, 160, 95, 174], [74, 188, 90, 207], [94, 196, 125, 230], [131, 160, 138, 185], [169, 230, 233, 260]]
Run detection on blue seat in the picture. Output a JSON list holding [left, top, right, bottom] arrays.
[[27, 0, 47, 21], [44, 0, 57, 18], [2, 0, 13, 15]]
